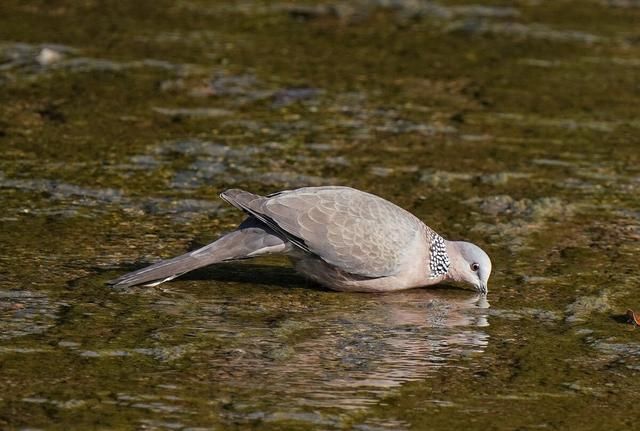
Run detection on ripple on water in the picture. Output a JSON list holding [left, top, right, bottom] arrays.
[[0, 42, 193, 85], [0, 171, 222, 222], [465, 194, 575, 250], [143, 288, 490, 414], [0, 290, 61, 341]]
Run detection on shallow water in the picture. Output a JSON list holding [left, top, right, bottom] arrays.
[[1, 0, 639, 429]]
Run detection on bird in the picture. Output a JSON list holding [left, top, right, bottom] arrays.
[[108, 186, 492, 293]]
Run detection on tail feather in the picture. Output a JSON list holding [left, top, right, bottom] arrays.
[[108, 219, 287, 288], [108, 249, 218, 288]]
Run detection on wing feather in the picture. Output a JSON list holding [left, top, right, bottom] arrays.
[[221, 187, 423, 277]]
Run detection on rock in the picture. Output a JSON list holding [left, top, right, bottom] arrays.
[[36, 47, 63, 65], [565, 291, 610, 323]]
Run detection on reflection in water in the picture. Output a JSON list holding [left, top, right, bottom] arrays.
[[148, 287, 490, 418]]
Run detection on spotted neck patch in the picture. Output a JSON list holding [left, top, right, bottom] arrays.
[[429, 233, 450, 278]]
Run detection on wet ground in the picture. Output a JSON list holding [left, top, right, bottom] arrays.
[[0, 0, 639, 429]]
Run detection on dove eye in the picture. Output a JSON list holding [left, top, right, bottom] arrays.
[[471, 263, 480, 272]]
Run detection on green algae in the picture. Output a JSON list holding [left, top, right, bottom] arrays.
[[0, 0, 639, 429]]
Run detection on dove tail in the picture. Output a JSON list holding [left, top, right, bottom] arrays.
[[108, 218, 287, 288]]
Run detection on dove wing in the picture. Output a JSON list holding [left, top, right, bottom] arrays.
[[221, 187, 423, 278]]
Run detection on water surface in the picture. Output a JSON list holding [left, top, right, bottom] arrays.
[[1, 1, 639, 429]]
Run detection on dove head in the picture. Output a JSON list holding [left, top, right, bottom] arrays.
[[446, 241, 492, 294]]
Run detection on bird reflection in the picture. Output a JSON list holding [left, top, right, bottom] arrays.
[[288, 289, 489, 398], [373, 288, 489, 328], [150, 282, 490, 411]]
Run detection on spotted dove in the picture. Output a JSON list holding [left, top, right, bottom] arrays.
[[109, 186, 492, 293]]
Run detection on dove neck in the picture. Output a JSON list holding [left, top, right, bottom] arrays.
[[444, 241, 468, 283]]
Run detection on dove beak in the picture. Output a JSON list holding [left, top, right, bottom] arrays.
[[477, 281, 488, 295]]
